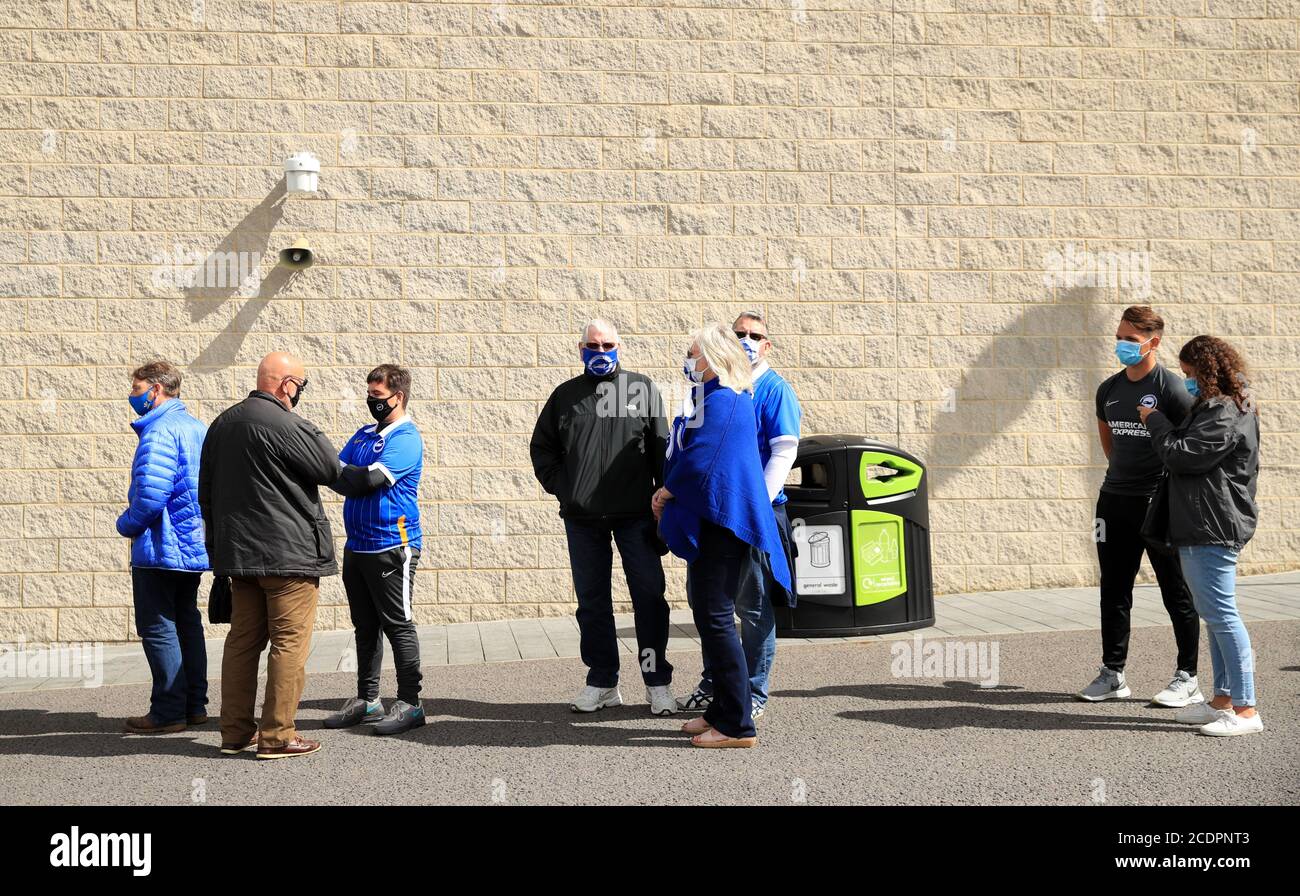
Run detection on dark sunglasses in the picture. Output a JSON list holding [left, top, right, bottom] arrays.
[[735, 330, 767, 342], [286, 376, 308, 392], [584, 342, 617, 351]]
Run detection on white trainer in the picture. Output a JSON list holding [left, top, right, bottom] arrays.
[[645, 685, 677, 716], [1077, 666, 1130, 701], [569, 684, 623, 713], [1174, 702, 1224, 725], [1151, 670, 1204, 708], [1200, 710, 1264, 737]]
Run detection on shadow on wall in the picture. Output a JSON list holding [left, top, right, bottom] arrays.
[[924, 285, 1115, 495], [183, 181, 298, 371]]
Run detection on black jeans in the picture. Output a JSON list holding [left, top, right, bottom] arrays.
[[690, 521, 756, 740], [1095, 490, 1199, 675], [342, 546, 423, 704], [564, 515, 672, 688]]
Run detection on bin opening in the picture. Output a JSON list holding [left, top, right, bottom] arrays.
[[786, 458, 831, 491]]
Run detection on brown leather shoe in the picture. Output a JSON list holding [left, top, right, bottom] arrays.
[[219, 731, 260, 755], [124, 715, 186, 734], [255, 736, 321, 760], [187, 713, 209, 726]]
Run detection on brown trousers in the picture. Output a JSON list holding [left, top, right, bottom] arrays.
[[220, 576, 319, 750]]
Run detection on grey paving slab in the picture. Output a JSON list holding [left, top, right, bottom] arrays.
[[446, 624, 484, 665], [479, 621, 521, 664], [509, 620, 557, 661], [417, 627, 449, 666], [538, 616, 582, 658]]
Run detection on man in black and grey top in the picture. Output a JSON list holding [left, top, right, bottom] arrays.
[[1080, 305, 1201, 707], [530, 319, 677, 716]]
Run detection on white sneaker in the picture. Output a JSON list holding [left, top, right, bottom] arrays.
[[645, 685, 677, 716], [1076, 666, 1130, 701], [1174, 702, 1224, 725], [569, 684, 623, 713], [1200, 710, 1263, 737], [1151, 670, 1204, 708]]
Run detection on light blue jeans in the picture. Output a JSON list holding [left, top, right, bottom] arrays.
[[1178, 545, 1255, 707]]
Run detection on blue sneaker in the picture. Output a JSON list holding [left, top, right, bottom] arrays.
[[374, 700, 426, 736], [323, 697, 384, 729]]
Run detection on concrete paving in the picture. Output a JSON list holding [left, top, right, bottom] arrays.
[[3, 571, 1297, 694], [0, 617, 1296, 805]]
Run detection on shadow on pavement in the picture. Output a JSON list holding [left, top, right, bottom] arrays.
[[775, 680, 1185, 733], [298, 698, 688, 749], [0, 709, 215, 758]]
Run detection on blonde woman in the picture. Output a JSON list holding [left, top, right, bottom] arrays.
[[653, 324, 793, 748]]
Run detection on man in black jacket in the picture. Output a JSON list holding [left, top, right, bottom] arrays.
[[530, 319, 677, 715], [199, 351, 339, 759]]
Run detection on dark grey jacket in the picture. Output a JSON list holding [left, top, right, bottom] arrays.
[[199, 391, 341, 577], [1146, 396, 1260, 551], [529, 367, 668, 522]]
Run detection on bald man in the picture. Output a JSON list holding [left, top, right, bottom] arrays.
[[199, 352, 340, 759]]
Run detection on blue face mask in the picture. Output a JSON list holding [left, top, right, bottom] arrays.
[[128, 389, 155, 416], [582, 347, 618, 377], [1115, 338, 1150, 367], [1184, 377, 1200, 398], [737, 335, 761, 366]]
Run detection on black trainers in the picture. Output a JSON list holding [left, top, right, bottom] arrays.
[[323, 696, 384, 729], [374, 700, 426, 736]]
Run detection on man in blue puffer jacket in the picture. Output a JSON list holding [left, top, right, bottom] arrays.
[[115, 360, 210, 734]]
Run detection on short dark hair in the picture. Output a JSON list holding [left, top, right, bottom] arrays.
[[131, 360, 182, 397], [367, 364, 411, 407], [1121, 305, 1165, 335]]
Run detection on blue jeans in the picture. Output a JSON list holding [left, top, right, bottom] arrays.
[[1178, 545, 1255, 707], [564, 516, 673, 688], [131, 567, 208, 723], [694, 504, 790, 707], [690, 520, 756, 739]]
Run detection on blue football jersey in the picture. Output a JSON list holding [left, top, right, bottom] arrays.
[[751, 366, 802, 505], [339, 416, 423, 552]]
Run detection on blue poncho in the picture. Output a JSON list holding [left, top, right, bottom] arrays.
[[660, 379, 792, 597]]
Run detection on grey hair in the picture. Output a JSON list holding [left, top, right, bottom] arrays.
[[580, 318, 620, 343], [734, 309, 766, 325]]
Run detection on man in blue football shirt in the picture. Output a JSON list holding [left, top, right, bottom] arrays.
[[677, 310, 801, 720], [325, 364, 426, 735]]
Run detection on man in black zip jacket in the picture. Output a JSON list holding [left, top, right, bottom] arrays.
[[200, 351, 339, 760], [530, 319, 677, 715]]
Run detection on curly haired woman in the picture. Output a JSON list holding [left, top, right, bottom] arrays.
[[1138, 335, 1263, 737]]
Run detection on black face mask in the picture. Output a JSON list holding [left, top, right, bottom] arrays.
[[367, 394, 397, 422], [286, 378, 306, 408]]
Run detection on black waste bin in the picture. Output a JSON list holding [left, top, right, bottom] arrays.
[[775, 435, 935, 637]]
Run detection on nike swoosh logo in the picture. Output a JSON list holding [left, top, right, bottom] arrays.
[[381, 570, 396, 578], [1106, 400, 1119, 406]]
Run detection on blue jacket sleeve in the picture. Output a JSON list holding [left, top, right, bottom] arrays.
[[116, 430, 177, 537]]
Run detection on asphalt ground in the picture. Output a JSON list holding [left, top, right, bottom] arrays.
[[1, 621, 1296, 806]]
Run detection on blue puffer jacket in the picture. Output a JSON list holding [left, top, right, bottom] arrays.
[[116, 399, 210, 572]]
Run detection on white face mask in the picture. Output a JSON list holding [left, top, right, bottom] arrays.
[[682, 354, 706, 384]]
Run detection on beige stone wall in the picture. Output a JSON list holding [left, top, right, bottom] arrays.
[[1, 0, 1297, 643]]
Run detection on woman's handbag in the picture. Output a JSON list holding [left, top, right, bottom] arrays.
[[1140, 472, 1172, 547], [207, 575, 232, 625]]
